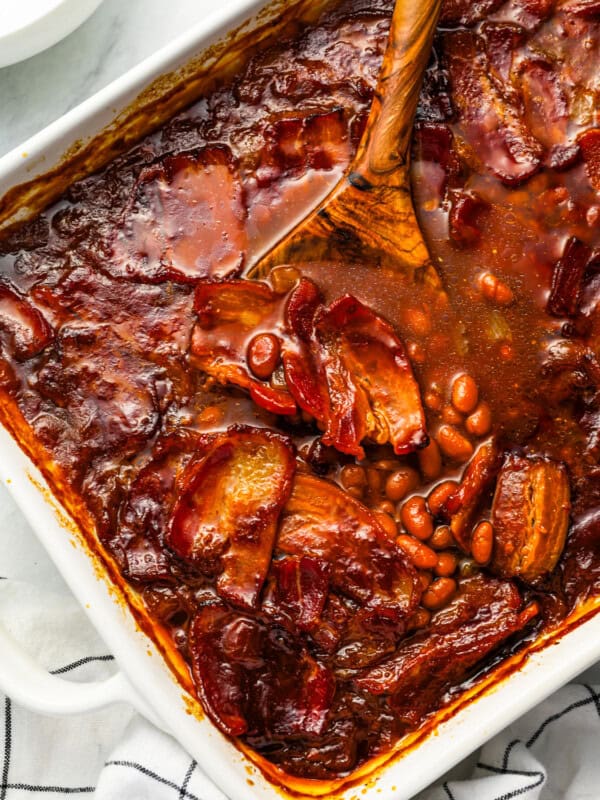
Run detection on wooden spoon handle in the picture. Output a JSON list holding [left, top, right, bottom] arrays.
[[352, 0, 442, 187]]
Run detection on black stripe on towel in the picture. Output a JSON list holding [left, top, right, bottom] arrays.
[[50, 655, 115, 675], [105, 760, 201, 800], [1, 698, 12, 800]]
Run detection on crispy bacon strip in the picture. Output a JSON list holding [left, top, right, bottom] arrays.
[[355, 574, 539, 725], [547, 236, 592, 318], [445, 30, 543, 186], [112, 146, 247, 282], [168, 426, 295, 611], [491, 455, 571, 582], [191, 277, 427, 457], [277, 473, 419, 624], [305, 294, 428, 457], [441, 439, 502, 552], [189, 603, 335, 739], [0, 281, 53, 360]]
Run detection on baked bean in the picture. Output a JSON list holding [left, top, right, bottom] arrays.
[[436, 425, 474, 462], [373, 458, 400, 472], [408, 607, 431, 630], [421, 577, 457, 610], [400, 496, 434, 540], [385, 467, 420, 502], [374, 510, 398, 539], [374, 500, 396, 516], [424, 391, 443, 412], [340, 464, 366, 489], [396, 535, 438, 570], [471, 520, 494, 565], [247, 333, 280, 380], [367, 467, 383, 494], [427, 481, 458, 516], [435, 551, 459, 577], [270, 265, 301, 294], [428, 524, 455, 550], [404, 307, 431, 338], [442, 404, 464, 426], [418, 438, 442, 480], [477, 272, 514, 306], [465, 401, 492, 437], [451, 373, 479, 415]]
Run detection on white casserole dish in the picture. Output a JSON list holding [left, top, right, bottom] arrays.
[[1, 2, 600, 798]]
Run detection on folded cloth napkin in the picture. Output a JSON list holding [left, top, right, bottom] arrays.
[[1, 482, 599, 800]]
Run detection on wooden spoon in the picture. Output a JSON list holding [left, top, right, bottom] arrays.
[[248, 0, 443, 286]]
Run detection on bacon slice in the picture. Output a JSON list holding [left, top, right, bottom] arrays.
[[189, 604, 257, 736], [519, 59, 569, 155], [191, 277, 427, 457], [448, 190, 489, 247], [112, 146, 247, 283], [0, 281, 53, 360], [303, 294, 428, 458], [355, 574, 539, 725], [445, 30, 543, 186], [441, 439, 502, 552], [440, 0, 504, 26], [579, 128, 600, 191], [168, 427, 296, 611], [189, 603, 335, 739], [277, 473, 419, 625], [191, 280, 296, 415], [559, 0, 600, 16], [269, 555, 330, 632], [491, 455, 571, 582], [257, 109, 350, 186], [547, 236, 592, 318], [482, 22, 525, 83]]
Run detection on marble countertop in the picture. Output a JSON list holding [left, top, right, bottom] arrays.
[[0, 0, 238, 158]]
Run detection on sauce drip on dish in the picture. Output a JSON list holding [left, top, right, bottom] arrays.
[[1, 0, 600, 781]]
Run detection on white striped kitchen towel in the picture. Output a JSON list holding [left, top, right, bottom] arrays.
[[1, 482, 599, 800]]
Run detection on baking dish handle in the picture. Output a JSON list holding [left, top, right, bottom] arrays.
[[0, 621, 165, 729]]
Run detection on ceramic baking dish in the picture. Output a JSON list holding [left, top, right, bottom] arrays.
[[1, 2, 600, 798]]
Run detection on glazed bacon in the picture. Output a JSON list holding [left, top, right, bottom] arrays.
[[112, 146, 247, 282], [491, 455, 571, 583], [277, 473, 420, 629], [189, 603, 335, 738], [580, 128, 600, 191], [356, 574, 539, 725], [444, 30, 544, 185], [0, 281, 53, 360], [257, 108, 350, 185], [191, 277, 427, 457], [441, 440, 502, 552], [168, 427, 295, 611], [547, 236, 592, 318]]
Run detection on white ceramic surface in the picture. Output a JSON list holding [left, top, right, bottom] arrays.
[[0, 0, 105, 68], [1, 3, 600, 799]]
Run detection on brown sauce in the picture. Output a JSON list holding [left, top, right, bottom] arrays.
[[0, 0, 600, 785]]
